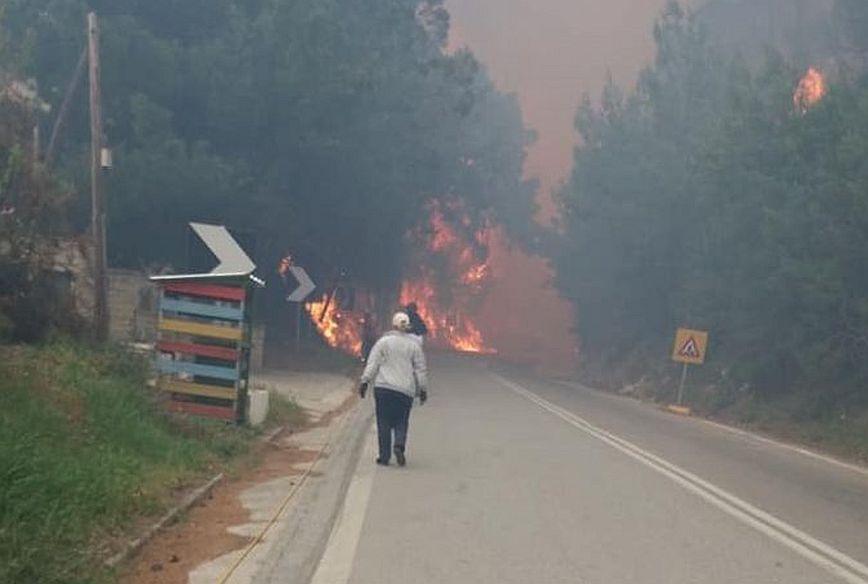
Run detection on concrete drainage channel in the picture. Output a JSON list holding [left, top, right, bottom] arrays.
[[246, 402, 373, 584], [110, 397, 374, 584], [107, 425, 287, 570]]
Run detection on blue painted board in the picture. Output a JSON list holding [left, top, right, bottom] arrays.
[[160, 298, 243, 321], [157, 359, 239, 381]]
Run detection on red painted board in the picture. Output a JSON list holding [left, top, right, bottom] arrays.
[[166, 400, 236, 420], [162, 282, 245, 302], [157, 341, 240, 362]]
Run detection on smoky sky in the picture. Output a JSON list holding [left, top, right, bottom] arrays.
[[444, 0, 689, 370], [446, 0, 687, 201]]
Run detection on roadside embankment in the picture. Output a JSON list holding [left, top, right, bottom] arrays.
[[0, 341, 280, 584]]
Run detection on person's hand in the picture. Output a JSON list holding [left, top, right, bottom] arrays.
[[419, 389, 428, 405], [359, 382, 368, 399]]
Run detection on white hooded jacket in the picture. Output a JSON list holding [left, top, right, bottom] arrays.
[[360, 330, 428, 399]]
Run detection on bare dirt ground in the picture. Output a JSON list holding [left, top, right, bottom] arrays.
[[118, 366, 359, 584], [120, 431, 320, 584]]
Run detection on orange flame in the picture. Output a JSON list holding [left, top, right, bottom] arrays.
[[399, 279, 492, 354], [794, 67, 827, 113], [305, 295, 364, 357], [304, 202, 495, 356]]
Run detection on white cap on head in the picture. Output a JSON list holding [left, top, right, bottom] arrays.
[[392, 312, 411, 332]]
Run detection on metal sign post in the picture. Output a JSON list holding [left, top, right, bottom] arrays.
[[676, 362, 689, 406]]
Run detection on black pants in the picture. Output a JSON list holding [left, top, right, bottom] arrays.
[[374, 387, 413, 462]]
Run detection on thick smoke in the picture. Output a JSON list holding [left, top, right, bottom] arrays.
[[446, 0, 676, 371]]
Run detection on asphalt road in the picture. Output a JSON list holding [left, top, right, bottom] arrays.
[[309, 355, 868, 584]]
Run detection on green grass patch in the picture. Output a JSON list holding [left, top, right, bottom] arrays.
[[0, 340, 257, 584]]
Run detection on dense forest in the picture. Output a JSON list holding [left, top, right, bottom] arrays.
[[5, 0, 868, 424], [0, 0, 536, 294], [555, 0, 868, 420]]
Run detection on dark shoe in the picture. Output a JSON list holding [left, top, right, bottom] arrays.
[[394, 446, 406, 467], [376, 458, 390, 466]]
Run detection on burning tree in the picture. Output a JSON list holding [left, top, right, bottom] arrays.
[[400, 200, 494, 353], [794, 67, 827, 113]]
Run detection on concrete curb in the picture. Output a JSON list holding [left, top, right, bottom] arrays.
[[106, 473, 224, 568], [251, 401, 374, 584]]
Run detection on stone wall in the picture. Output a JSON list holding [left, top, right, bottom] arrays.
[[51, 238, 95, 322]]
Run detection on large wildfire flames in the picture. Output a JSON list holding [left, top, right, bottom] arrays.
[[399, 203, 493, 353], [794, 67, 827, 114], [302, 202, 496, 357], [305, 295, 365, 357]]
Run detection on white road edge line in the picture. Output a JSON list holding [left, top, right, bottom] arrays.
[[310, 429, 378, 584], [493, 373, 868, 584], [556, 379, 868, 479], [700, 418, 868, 479]]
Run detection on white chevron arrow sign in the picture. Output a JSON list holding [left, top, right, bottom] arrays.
[[189, 222, 256, 276], [286, 266, 316, 302]]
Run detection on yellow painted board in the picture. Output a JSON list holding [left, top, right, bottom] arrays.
[[160, 378, 237, 400], [159, 318, 242, 341], [672, 328, 709, 365]]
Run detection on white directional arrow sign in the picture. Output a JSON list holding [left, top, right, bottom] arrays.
[[286, 266, 316, 302], [189, 222, 256, 276]]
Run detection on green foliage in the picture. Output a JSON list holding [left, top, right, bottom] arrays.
[[556, 1, 868, 408], [0, 341, 255, 584], [0, 0, 535, 290]]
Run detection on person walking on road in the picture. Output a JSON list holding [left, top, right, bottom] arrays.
[[359, 312, 428, 467], [404, 302, 428, 344]]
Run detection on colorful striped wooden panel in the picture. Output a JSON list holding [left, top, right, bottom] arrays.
[[157, 359, 239, 381], [160, 378, 237, 400], [167, 400, 235, 420], [157, 341, 240, 361], [163, 282, 245, 302], [160, 298, 244, 321], [159, 318, 242, 341]]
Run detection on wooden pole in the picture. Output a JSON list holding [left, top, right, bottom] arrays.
[[88, 12, 109, 341]]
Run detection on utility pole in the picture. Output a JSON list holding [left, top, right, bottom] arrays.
[[88, 12, 109, 341]]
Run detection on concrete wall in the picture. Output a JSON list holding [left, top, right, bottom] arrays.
[[107, 269, 158, 343]]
